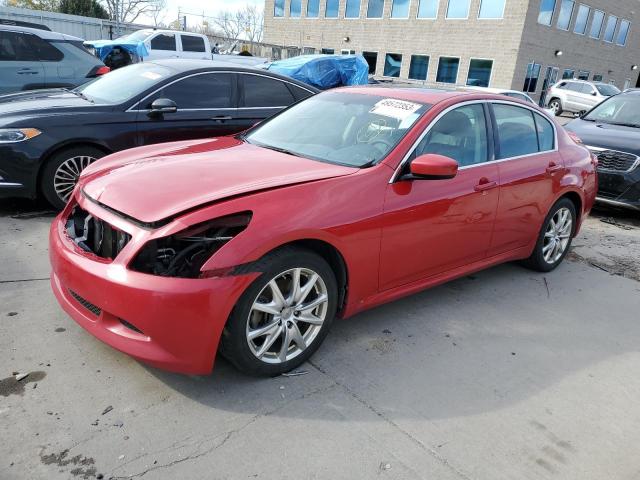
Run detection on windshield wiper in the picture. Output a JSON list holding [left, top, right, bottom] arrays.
[[604, 121, 640, 128], [254, 143, 303, 157], [65, 88, 94, 103]]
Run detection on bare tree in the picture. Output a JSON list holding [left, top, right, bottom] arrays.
[[212, 4, 263, 42], [240, 4, 263, 43], [100, 0, 161, 24], [148, 0, 165, 26], [212, 9, 243, 40]]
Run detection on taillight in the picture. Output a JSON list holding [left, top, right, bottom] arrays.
[[86, 66, 110, 78], [567, 131, 583, 145]]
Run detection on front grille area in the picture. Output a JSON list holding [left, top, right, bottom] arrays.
[[591, 149, 639, 172], [66, 207, 131, 260], [69, 290, 102, 316]]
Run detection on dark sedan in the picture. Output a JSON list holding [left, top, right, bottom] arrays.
[[565, 90, 640, 211], [0, 59, 317, 209]]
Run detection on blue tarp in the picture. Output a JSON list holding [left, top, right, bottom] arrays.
[[84, 39, 149, 62], [267, 54, 369, 90]]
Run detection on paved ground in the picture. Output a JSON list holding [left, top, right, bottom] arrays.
[[1, 198, 639, 480]]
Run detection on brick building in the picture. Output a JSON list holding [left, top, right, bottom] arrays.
[[263, 0, 640, 102]]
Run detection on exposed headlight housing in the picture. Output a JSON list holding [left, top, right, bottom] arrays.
[[0, 128, 42, 143], [129, 212, 252, 278]]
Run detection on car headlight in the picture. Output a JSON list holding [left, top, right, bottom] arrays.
[[0, 128, 42, 143], [129, 212, 252, 278]]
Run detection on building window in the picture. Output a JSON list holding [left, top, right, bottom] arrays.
[[274, 0, 285, 17], [408, 55, 429, 80], [346, 0, 361, 17], [341, 49, 355, 54], [523, 62, 541, 92], [367, 0, 384, 18], [578, 70, 590, 80], [321, 48, 335, 54], [589, 10, 604, 38], [537, 0, 556, 26], [624, 78, 632, 90], [467, 59, 493, 87], [302, 47, 316, 54], [437, 57, 460, 83], [272, 46, 282, 59], [446, 0, 470, 19], [325, 0, 339, 17], [592, 74, 603, 82], [616, 20, 630, 46], [478, 0, 506, 19], [384, 53, 402, 77], [306, 0, 320, 17], [556, 0, 574, 30], [417, 0, 438, 18], [391, 0, 410, 18], [562, 69, 574, 79], [573, 4, 590, 34], [603, 15, 618, 42], [290, 0, 302, 17], [362, 51, 378, 73]]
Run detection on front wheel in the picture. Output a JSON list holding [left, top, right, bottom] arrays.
[[522, 198, 576, 272], [548, 98, 563, 116], [220, 247, 338, 376]]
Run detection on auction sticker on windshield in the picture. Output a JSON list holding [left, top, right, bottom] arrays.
[[370, 99, 422, 120]]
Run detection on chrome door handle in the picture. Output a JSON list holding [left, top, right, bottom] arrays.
[[211, 116, 233, 121]]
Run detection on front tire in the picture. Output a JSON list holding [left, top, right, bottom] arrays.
[[548, 98, 563, 116], [41, 146, 105, 210], [220, 247, 338, 376], [522, 198, 576, 272]]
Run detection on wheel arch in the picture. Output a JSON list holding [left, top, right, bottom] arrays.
[[557, 190, 583, 233]]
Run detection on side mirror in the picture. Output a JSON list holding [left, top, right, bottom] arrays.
[[148, 98, 177, 117], [408, 154, 458, 180], [592, 91, 598, 96]]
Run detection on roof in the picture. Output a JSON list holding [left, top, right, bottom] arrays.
[[0, 23, 82, 41]]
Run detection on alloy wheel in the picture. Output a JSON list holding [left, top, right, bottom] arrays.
[[53, 155, 96, 204], [542, 207, 573, 264], [246, 267, 329, 364]]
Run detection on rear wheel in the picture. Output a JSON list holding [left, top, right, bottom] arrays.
[[41, 146, 105, 210], [220, 247, 338, 376], [522, 198, 576, 272], [548, 98, 563, 116]]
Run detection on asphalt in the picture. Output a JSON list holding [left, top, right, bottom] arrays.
[[1, 198, 639, 480]]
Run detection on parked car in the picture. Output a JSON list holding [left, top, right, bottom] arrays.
[[545, 79, 620, 116], [0, 59, 317, 209], [462, 86, 555, 115], [565, 90, 640, 211], [0, 24, 108, 95], [85, 29, 213, 69], [49, 88, 597, 376]]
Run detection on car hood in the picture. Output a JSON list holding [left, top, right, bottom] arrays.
[[80, 137, 358, 224], [565, 119, 640, 155], [0, 89, 95, 117]]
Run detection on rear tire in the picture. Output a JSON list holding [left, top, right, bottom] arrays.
[[522, 198, 576, 272], [548, 98, 563, 116], [41, 146, 105, 210], [220, 247, 338, 376]]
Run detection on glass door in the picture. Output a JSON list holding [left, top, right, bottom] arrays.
[[540, 66, 559, 106]]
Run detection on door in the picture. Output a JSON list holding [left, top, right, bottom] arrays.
[[0, 30, 45, 94], [179, 34, 208, 60], [147, 32, 178, 60], [488, 103, 563, 255], [136, 72, 244, 146], [539, 66, 559, 107], [576, 83, 599, 111], [235, 73, 308, 130], [563, 82, 583, 111], [379, 103, 500, 290]]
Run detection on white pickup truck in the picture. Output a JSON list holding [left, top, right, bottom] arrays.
[[117, 29, 212, 60]]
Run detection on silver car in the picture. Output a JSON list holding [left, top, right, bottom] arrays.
[[0, 24, 107, 95], [545, 79, 620, 116]]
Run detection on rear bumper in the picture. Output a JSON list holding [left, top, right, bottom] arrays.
[[49, 213, 257, 375]]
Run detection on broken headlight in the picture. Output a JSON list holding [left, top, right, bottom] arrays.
[[129, 212, 251, 278]]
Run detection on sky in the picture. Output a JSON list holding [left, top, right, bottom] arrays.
[[144, 0, 263, 27]]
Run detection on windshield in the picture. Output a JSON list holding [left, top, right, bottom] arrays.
[[117, 30, 152, 42], [595, 84, 621, 96], [245, 91, 430, 167], [583, 95, 640, 127], [75, 63, 173, 104]]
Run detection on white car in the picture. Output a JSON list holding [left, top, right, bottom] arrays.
[[463, 86, 555, 116], [545, 80, 620, 117], [112, 29, 212, 61]]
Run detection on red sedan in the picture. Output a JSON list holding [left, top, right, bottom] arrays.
[[49, 88, 597, 376]]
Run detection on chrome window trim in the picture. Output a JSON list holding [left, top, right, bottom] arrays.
[[127, 70, 315, 112], [389, 99, 559, 183]]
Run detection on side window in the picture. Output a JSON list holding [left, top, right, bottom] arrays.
[[26, 35, 63, 61], [415, 104, 488, 167], [0, 32, 62, 61], [580, 84, 595, 94], [493, 104, 539, 159], [147, 73, 233, 109], [288, 84, 314, 102], [241, 74, 295, 108], [180, 35, 205, 52], [534, 112, 555, 152], [150, 34, 176, 51], [0, 31, 17, 60]]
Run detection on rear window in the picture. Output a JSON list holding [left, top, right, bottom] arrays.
[[0, 31, 63, 61], [242, 74, 295, 107], [180, 35, 205, 52]]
